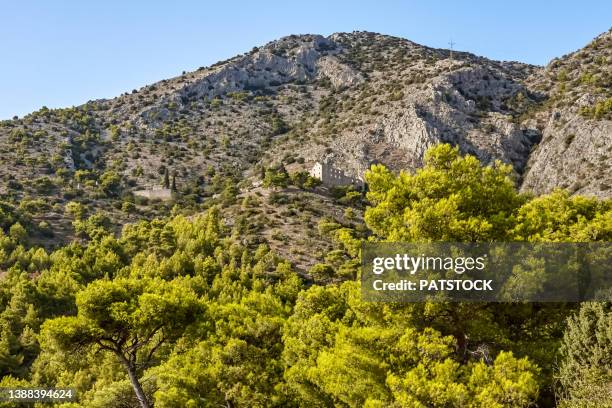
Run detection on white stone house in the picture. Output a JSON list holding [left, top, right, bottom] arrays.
[[309, 161, 365, 189], [133, 187, 173, 201]]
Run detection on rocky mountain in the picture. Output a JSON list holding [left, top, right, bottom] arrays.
[[0, 29, 610, 260], [520, 30, 612, 196]]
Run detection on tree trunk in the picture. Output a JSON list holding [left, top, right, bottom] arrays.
[[117, 353, 151, 408]]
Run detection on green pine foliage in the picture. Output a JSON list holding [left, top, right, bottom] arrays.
[[557, 301, 612, 407], [0, 144, 610, 407]]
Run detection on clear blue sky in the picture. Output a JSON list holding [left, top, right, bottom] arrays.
[[1, 1, 610, 119]]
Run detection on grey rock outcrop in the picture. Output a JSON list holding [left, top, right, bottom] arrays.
[[521, 111, 612, 196]]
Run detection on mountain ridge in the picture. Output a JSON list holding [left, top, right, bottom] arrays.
[[0, 29, 609, 257]]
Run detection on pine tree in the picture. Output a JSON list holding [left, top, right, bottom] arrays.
[[558, 300, 612, 407], [163, 168, 170, 189]]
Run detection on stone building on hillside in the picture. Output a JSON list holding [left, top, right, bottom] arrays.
[[309, 161, 365, 189], [133, 186, 173, 201]]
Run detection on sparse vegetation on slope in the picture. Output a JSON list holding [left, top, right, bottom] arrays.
[[0, 145, 610, 407]]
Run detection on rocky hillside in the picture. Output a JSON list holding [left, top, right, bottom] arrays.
[[520, 30, 612, 196], [0, 29, 609, 257]]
